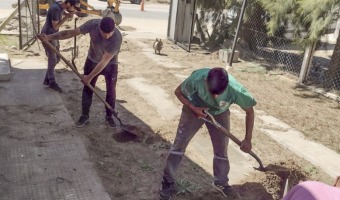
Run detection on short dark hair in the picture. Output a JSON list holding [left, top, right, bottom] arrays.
[[100, 17, 115, 33], [207, 67, 229, 95], [64, 0, 81, 11]]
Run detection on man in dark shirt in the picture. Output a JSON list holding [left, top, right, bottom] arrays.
[[41, 0, 81, 92], [40, 17, 122, 128]]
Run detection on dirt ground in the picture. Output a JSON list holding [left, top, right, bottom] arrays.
[[1, 12, 340, 200]]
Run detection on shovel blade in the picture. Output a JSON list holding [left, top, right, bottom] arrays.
[[112, 124, 138, 143], [255, 164, 290, 177]]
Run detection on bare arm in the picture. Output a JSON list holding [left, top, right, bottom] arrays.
[[174, 85, 207, 118], [82, 52, 115, 85], [89, 52, 114, 79], [45, 27, 81, 41], [240, 107, 255, 153], [51, 12, 74, 31]]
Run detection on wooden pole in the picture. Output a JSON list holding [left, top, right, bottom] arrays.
[[0, 6, 19, 32], [141, 0, 144, 11], [298, 42, 316, 84]]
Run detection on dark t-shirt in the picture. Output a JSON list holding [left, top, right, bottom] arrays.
[[79, 19, 122, 64], [41, 2, 63, 35]]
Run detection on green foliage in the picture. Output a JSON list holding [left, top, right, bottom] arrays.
[[137, 160, 153, 171], [115, 168, 123, 178], [297, 0, 339, 42], [175, 180, 201, 194], [196, 0, 242, 12], [195, 0, 340, 47], [259, 0, 340, 44], [259, 0, 296, 35]]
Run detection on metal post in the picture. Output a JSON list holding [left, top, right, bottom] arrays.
[[188, 0, 196, 52], [18, 0, 23, 49], [227, 0, 247, 68]]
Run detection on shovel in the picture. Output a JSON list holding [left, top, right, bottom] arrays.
[[71, 17, 79, 71], [37, 35, 138, 139], [202, 112, 290, 175]]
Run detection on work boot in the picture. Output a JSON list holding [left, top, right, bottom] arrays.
[[159, 178, 175, 200], [76, 115, 89, 128], [49, 82, 62, 93], [212, 182, 238, 198], [105, 116, 116, 128]]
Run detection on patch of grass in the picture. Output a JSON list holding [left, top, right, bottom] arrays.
[[190, 162, 200, 171], [175, 179, 202, 194], [0, 35, 19, 48], [115, 168, 123, 178], [137, 160, 153, 171]]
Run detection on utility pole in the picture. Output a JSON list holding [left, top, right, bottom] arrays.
[[227, 0, 247, 69]]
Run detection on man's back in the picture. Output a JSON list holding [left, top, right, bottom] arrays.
[[79, 19, 123, 64]]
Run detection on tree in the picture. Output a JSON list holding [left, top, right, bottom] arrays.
[[260, 0, 340, 89]]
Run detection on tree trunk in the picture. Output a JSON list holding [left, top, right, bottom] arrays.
[[325, 34, 340, 90]]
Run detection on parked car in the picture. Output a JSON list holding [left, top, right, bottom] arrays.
[[130, 0, 142, 4]]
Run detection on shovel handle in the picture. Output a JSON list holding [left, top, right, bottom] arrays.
[[36, 35, 115, 113], [202, 114, 265, 170], [71, 17, 78, 71]]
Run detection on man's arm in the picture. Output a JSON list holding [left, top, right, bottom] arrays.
[[52, 12, 74, 31], [240, 107, 255, 153], [44, 27, 81, 41], [82, 52, 115, 85], [174, 85, 207, 118]]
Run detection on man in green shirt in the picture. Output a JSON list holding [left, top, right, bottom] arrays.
[[159, 67, 257, 200]]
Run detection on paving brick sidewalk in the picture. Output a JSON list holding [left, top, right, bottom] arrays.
[[0, 58, 110, 200]]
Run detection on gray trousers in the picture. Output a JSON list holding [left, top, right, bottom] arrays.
[[163, 106, 230, 186], [43, 40, 60, 84]]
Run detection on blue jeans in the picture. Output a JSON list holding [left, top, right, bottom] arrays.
[[163, 106, 230, 185], [81, 58, 118, 117], [43, 39, 60, 84]]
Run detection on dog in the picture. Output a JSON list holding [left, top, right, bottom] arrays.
[[153, 38, 163, 55]]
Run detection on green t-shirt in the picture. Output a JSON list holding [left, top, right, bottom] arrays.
[[181, 68, 257, 115]]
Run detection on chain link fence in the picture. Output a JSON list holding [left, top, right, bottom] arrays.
[[193, 2, 340, 94], [241, 17, 304, 75], [306, 33, 340, 92], [18, 0, 39, 49]]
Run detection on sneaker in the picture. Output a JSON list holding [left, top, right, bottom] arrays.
[[49, 82, 62, 93], [159, 179, 175, 200], [105, 116, 116, 128], [76, 115, 89, 127], [212, 182, 238, 198]]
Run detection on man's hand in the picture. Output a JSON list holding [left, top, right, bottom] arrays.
[[81, 75, 92, 85], [191, 106, 208, 118], [240, 139, 252, 153], [38, 33, 51, 41], [64, 11, 75, 19]]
